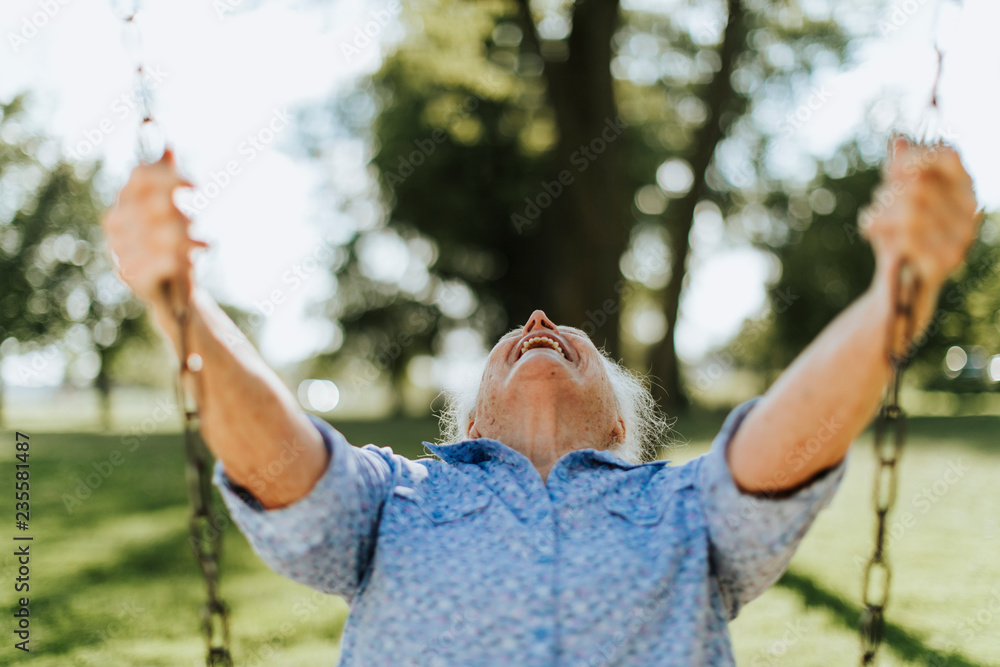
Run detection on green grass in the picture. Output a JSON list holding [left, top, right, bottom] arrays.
[[1, 413, 998, 666]]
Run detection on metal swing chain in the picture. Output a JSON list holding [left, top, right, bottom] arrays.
[[114, 4, 233, 665], [859, 261, 920, 666], [858, 3, 964, 659], [175, 305, 234, 667]]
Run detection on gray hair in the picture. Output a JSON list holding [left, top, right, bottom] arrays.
[[438, 351, 670, 464]]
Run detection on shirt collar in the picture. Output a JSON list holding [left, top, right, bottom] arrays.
[[423, 438, 529, 469], [423, 438, 660, 471]]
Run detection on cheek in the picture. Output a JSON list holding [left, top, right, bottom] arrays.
[[479, 363, 501, 395], [590, 372, 619, 414], [475, 365, 504, 414]]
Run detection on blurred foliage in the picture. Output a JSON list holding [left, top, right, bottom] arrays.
[[727, 139, 882, 383], [301, 0, 911, 412], [901, 221, 1000, 392], [610, 0, 867, 407], [728, 157, 1000, 395], [0, 96, 156, 426]]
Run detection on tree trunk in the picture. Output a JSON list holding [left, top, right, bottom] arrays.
[[649, 0, 747, 411], [515, 0, 628, 357], [96, 349, 112, 432]]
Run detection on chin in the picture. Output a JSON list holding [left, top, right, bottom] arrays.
[[509, 350, 575, 379], [504, 364, 588, 403]]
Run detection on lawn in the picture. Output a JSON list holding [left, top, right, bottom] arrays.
[[0, 412, 997, 666]]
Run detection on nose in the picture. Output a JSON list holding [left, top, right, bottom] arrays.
[[522, 310, 558, 334]]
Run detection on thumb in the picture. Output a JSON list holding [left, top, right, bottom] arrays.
[[890, 135, 911, 160], [159, 147, 195, 189], [887, 135, 915, 179]]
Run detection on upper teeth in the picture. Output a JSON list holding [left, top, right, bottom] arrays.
[[521, 336, 564, 357]]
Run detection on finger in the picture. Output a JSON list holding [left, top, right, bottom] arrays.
[[125, 153, 194, 195], [150, 219, 193, 253], [886, 136, 916, 179], [861, 207, 904, 256], [905, 144, 974, 195], [122, 189, 194, 229], [890, 141, 945, 181], [138, 189, 179, 223], [119, 170, 172, 207], [969, 209, 987, 251], [914, 173, 975, 231], [910, 189, 958, 246], [890, 135, 915, 165], [891, 152, 977, 222], [906, 195, 970, 276], [900, 144, 943, 182], [861, 182, 908, 236], [158, 149, 195, 189], [121, 253, 180, 295], [145, 164, 195, 193], [922, 158, 974, 204], [933, 147, 973, 188], [916, 177, 980, 249]]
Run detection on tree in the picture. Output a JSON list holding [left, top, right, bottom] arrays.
[[714, 138, 881, 391], [0, 95, 151, 429], [720, 130, 1000, 398], [304, 0, 878, 414]]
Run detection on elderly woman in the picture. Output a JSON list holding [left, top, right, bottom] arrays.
[[103, 137, 979, 665]]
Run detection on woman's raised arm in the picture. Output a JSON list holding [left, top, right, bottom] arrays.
[[726, 138, 982, 493], [102, 150, 327, 509]]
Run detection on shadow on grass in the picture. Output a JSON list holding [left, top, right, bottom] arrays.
[[776, 569, 980, 667], [31, 525, 225, 657]]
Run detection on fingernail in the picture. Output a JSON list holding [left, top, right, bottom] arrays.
[[893, 136, 911, 157]]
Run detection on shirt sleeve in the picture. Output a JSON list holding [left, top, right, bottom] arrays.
[[212, 414, 402, 600], [694, 396, 847, 619]]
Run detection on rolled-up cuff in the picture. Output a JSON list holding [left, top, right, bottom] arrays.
[[212, 414, 344, 542], [697, 396, 847, 546]]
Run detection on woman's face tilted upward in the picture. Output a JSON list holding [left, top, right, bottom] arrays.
[[469, 310, 625, 451]]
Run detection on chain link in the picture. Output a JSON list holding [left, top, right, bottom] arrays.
[[859, 262, 919, 665], [860, 7, 951, 654], [114, 3, 233, 663], [175, 307, 234, 667]]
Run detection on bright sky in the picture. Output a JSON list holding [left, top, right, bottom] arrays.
[[2, 0, 998, 387]]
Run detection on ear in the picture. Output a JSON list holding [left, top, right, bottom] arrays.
[[468, 417, 480, 440], [611, 416, 626, 445]]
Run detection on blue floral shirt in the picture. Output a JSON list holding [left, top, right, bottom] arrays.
[[215, 397, 846, 666]]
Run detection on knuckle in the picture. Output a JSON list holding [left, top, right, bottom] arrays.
[[148, 195, 173, 220]]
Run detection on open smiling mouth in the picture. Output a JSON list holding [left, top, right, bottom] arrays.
[[518, 335, 569, 360]]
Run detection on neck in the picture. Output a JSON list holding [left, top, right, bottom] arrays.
[[482, 394, 607, 482]]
